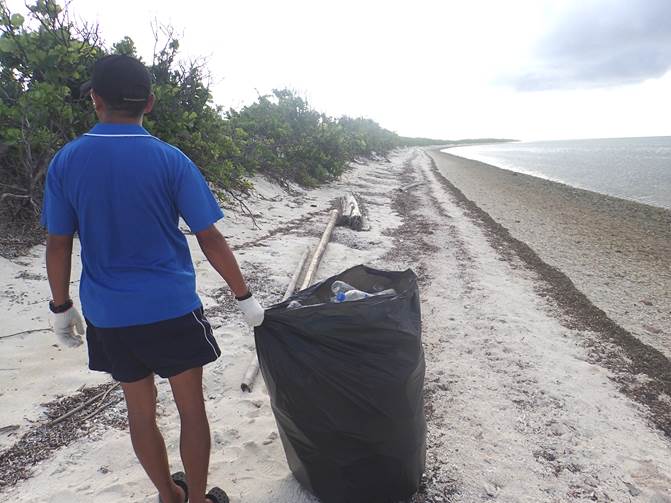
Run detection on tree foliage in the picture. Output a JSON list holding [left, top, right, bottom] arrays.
[[228, 90, 351, 186], [0, 0, 101, 217], [0, 0, 449, 241]]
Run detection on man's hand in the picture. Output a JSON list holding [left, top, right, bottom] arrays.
[[51, 306, 85, 347], [237, 295, 265, 328]]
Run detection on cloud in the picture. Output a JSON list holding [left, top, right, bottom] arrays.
[[508, 0, 671, 91]]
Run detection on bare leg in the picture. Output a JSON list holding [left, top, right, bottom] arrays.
[[121, 374, 185, 503], [169, 367, 214, 503]]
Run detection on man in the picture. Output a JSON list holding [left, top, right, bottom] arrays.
[[41, 54, 263, 503]]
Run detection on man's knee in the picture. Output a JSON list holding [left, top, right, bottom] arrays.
[[121, 375, 158, 425], [126, 399, 157, 425], [169, 367, 206, 417]]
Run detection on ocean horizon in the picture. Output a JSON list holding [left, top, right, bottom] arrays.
[[443, 136, 671, 210]]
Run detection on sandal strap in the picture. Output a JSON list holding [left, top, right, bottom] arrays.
[[206, 487, 229, 503], [171, 471, 189, 503]]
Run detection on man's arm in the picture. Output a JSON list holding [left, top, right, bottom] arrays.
[[195, 224, 264, 328], [195, 225, 248, 298], [46, 233, 74, 304], [45, 233, 85, 347]]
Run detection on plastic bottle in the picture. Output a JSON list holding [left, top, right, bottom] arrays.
[[331, 280, 356, 295], [286, 300, 302, 309], [330, 281, 398, 303], [334, 289, 370, 302]]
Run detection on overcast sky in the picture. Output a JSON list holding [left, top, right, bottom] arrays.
[[7, 0, 671, 140]]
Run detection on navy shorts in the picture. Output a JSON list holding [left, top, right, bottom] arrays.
[[86, 307, 221, 383]]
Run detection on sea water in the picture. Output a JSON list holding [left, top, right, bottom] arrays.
[[444, 136, 671, 210]]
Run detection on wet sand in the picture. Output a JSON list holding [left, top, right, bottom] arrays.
[[427, 149, 671, 358]]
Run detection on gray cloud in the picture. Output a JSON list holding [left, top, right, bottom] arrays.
[[510, 0, 671, 91]]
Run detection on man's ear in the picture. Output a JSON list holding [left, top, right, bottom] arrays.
[[90, 91, 105, 113], [144, 94, 155, 114]]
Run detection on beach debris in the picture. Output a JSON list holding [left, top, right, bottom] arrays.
[[0, 382, 126, 490], [241, 210, 340, 393], [583, 475, 599, 487], [549, 422, 568, 436], [0, 327, 50, 340], [625, 482, 642, 497], [262, 431, 278, 445], [397, 181, 426, 192], [47, 381, 120, 427], [0, 425, 19, 435], [300, 209, 339, 292], [483, 482, 499, 497], [81, 397, 123, 422], [336, 193, 367, 231], [240, 244, 312, 393]]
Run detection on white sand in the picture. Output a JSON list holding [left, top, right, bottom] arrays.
[[0, 153, 404, 502], [1, 148, 670, 502]]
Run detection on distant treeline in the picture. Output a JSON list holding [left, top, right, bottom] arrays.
[[449, 138, 517, 145], [0, 0, 455, 231]]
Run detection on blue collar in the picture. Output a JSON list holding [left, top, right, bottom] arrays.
[[85, 123, 152, 137]]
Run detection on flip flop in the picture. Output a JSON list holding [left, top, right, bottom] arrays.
[[159, 471, 189, 503], [206, 487, 229, 503]]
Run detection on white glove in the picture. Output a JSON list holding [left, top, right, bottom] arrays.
[[51, 306, 85, 348], [237, 295, 264, 328]]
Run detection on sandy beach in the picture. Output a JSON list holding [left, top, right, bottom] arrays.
[[428, 150, 671, 357], [1, 148, 671, 502]]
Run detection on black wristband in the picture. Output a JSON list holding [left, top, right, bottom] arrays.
[[49, 299, 73, 314], [235, 291, 253, 301]]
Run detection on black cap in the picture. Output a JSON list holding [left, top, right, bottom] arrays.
[[80, 55, 151, 103]]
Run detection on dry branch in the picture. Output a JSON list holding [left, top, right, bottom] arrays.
[[0, 328, 50, 340], [46, 382, 120, 427], [80, 397, 123, 422]]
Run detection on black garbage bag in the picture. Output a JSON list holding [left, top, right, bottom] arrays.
[[254, 265, 426, 503]]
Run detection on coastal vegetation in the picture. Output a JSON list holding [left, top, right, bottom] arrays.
[[0, 0, 449, 244]]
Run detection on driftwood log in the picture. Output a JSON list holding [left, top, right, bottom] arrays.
[[301, 209, 339, 290], [337, 193, 365, 231], [398, 181, 425, 192]]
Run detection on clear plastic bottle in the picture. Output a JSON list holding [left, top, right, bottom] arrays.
[[330, 281, 397, 302], [334, 289, 370, 302], [331, 280, 355, 296]]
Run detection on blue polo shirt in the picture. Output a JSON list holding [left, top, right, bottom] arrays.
[[41, 123, 224, 328]]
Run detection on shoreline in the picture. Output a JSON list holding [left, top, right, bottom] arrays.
[[441, 141, 671, 211], [426, 148, 671, 359]]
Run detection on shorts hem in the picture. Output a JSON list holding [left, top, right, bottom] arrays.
[[89, 364, 152, 383], [156, 354, 219, 379]]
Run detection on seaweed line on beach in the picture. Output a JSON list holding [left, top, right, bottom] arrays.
[[0, 382, 127, 491], [426, 152, 671, 439], [382, 152, 435, 289], [380, 152, 462, 501]]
